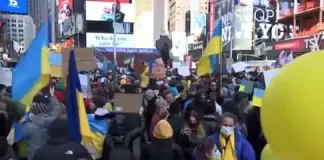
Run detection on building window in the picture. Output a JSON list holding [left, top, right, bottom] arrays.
[[18, 20, 23, 23], [18, 29, 23, 32], [11, 19, 16, 22], [12, 24, 16, 27]]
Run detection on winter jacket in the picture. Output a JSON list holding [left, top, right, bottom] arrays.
[[140, 138, 184, 160], [32, 139, 92, 160], [21, 114, 56, 159], [208, 130, 255, 160]]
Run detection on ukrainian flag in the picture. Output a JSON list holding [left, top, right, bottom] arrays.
[[239, 79, 248, 92], [123, 55, 135, 64], [140, 61, 151, 88], [67, 50, 93, 142], [87, 114, 108, 159], [197, 20, 222, 77], [12, 23, 50, 106], [252, 88, 265, 107]]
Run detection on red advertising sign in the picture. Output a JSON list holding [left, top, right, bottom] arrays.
[[58, 0, 73, 25]]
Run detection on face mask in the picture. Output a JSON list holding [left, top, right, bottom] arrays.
[[220, 126, 234, 137], [210, 149, 222, 160]]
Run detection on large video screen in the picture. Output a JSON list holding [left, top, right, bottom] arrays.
[[0, 0, 28, 14], [86, 0, 134, 23]]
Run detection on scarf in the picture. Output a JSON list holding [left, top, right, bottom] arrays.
[[219, 134, 236, 160]]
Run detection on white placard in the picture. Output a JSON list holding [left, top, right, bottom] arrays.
[[178, 64, 191, 77], [79, 74, 90, 97], [172, 62, 181, 69], [0, 67, 12, 86], [264, 69, 280, 87], [86, 33, 135, 48], [231, 62, 246, 73]]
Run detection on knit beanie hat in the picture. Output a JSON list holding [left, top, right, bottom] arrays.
[[153, 120, 173, 139], [31, 95, 51, 115]]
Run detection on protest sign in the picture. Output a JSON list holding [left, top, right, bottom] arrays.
[[114, 93, 143, 113], [0, 67, 12, 86], [151, 58, 166, 80]]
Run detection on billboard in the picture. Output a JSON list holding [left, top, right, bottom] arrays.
[[86, 32, 135, 48], [58, 0, 73, 35], [0, 0, 27, 14], [232, 0, 253, 50], [86, 0, 135, 22], [213, 0, 253, 51]]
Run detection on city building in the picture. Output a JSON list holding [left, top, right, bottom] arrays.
[[153, 0, 169, 42], [168, 0, 190, 32], [262, 0, 323, 57], [28, 0, 49, 31], [169, 0, 208, 32], [1, 14, 36, 53]]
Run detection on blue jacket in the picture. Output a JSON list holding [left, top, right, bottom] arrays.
[[208, 130, 255, 160]]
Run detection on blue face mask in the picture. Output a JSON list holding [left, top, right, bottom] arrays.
[[211, 149, 221, 160]]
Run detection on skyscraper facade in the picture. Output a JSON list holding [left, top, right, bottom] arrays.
[[153, 0, 169, 42], [1, 14, 36, 53], [28, 0, 49, 31]]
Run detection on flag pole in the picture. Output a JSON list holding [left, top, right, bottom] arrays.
[[229, 0, 234, 59], [113, 0, 117, 66]]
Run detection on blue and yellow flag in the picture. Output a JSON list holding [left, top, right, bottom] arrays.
[[197, 20, 222, 77], [123, 55, 135, 64], [252, 88, 265, 107], [67, 50, 93, 142], [12, 24, 50, 106]]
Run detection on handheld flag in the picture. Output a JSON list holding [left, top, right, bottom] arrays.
[[123, 55, 135, 64], [252, 88, 265, 107], [67, 50, 92, 142], [197, 20, 222, 76], [238, 79, 254, 94], [12, 24, 50, 106]]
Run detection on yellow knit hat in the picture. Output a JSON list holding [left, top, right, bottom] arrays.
[[153, 120, 173, 139]]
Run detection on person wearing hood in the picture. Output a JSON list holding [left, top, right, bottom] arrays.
[[102, 114, 134, 160], [140, 120, 184, 160], [0, 136, 17, 160], [21, 94, 59, 160], [208, 113, 255, 160], [32, 118, 92, 160]]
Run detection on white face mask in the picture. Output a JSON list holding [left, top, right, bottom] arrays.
[[220, 126, 234, 137]]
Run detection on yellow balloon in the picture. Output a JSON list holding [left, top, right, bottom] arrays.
[[261, 51, 324, 160], [261, 144, 282, 160]]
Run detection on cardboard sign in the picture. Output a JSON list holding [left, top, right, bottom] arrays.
[[114, 93, 143, 113], [151, 58, 166, 80]]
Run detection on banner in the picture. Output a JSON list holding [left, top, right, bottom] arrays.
[[0, 0, 27, 14], [86, 0, 135, 22], [86, 33, 135, 48], [151, 58, 166, 80], [58, 0, 73, 26], [214, 0, 233, 52], [233, 0, 253, 50], [61, 15, 76, 38]]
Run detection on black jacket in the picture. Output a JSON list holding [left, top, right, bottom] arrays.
[[167, 115, 185, 140], [140, 138, 184, 160], [32, 139, 92, 160]]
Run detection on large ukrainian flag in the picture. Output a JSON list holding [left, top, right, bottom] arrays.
[[197, 20, 222, 77], [12, 24, 50, 106], [67, 50, 93, 142]]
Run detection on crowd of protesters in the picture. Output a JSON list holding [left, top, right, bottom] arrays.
[[0, 66, 267, 160]]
